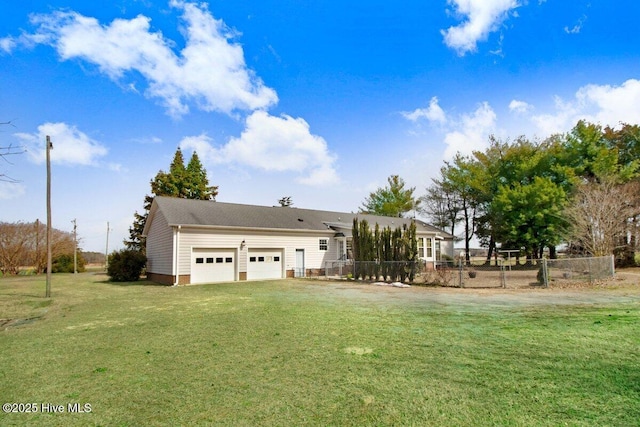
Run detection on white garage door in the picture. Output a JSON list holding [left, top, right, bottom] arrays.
[[247, 249, 283, 280], [191, 249, 235, 284]]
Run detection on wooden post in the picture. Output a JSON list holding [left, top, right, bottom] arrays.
[[46, 136, 53, 298], [72, 219, 77, 274]]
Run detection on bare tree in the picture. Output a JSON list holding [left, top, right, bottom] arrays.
[[0, 221, 75, 274], [563, 179, 640, 257], [0, 222, 32, 275], [419, 179, 461, 236], [1, 120, 26, 182]]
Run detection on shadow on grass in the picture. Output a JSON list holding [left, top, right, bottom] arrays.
[[97, 275, 168, 287]]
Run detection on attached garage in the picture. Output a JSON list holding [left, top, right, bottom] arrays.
[[191, 248, 236, 284], [247, 249, 283, 280], [143, 197, 455, 285]]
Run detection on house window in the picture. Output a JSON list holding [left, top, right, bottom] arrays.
[[435, 240, 441, 260], [225, 257, 232, 263], [426, 239, 433, 258], [216, 257, 223, 263], [250, 257, 256, 262], [195, 258, 204, 264], [206, 257, 214, 264], [274, 256, 280, 262], [319, 239, 328, 251], [258, 256, 265, 262], [418, 238, 425, 258]]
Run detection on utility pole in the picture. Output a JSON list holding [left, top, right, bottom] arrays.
[[35, 219, 40, 274], [105, 221, 111, 271], [46, 136, 53, 298], [72, 218, 77, 274]]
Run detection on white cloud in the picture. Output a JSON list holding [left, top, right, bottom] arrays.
[[403, 98, 497, 159], [443, 102, 497, 158], [441, 0, 520, 55], [564, 15, 587, 34], [0, 181, 26, 200], [0, 36, 16, 52], [401, 97, 447, 124], [14, 122, 108, 165], [531, 79, 640, 135], [19, 1, 277, 117], [509, 99, 532, 114], [180, 111, 339, 186]]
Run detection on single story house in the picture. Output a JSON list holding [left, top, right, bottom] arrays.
[[143, 196, 455, 285]]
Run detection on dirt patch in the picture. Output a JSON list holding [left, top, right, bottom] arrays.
[[1, 316, 43, 329], [294, 272, 640, 309]]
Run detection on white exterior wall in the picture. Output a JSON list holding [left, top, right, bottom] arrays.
[[145, 210, 174, 275], [416, 234, 455, 263], [178, 227, 336, 277]]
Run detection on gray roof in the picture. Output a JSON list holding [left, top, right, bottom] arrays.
[[145, 196, 453, 238]]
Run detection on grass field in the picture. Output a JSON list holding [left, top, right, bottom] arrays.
[[1, 273, 639, 426]]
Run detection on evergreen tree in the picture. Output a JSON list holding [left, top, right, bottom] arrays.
[[360, 175, 418, 218], [186, 151, 218, 200], [125, 148, 218, 253]]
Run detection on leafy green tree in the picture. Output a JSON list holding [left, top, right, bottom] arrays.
[[126, 148, 219, 253], [603, 123, 640, 176], [559, 120, 638, 182], [493, 176, 567, 259], [360, 175, 419, 218], [564, 123, 640, 264]]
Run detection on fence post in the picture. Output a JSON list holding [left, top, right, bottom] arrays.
[[500, 259, 506, 288], [610, 254, 615, 276], [543, 258, 549, 288], [459, 258, 464, 288]]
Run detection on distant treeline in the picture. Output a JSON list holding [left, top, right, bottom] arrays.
[[0, 221, 103, 275], [82, 251, 106, 264]]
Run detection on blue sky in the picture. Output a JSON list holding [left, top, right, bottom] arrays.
[[2, 0, 640, 252]]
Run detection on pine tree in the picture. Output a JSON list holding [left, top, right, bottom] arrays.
[[360, 175, 419, 218], [186, 152, 218, 200], [125, 148, 218, 253]]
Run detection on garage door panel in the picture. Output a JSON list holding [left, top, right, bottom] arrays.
[[248, 249, 283, 280], [191, 249, 235, 284]]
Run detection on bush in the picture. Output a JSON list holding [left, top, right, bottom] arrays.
[[107, 250, 147, 282], [52, 253, 86, 273]]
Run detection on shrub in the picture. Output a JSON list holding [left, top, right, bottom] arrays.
[[107, 250, 147, 282], [52, 253, 86, 273]]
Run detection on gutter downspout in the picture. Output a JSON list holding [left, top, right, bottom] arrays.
[[173, 225, 181, 286]]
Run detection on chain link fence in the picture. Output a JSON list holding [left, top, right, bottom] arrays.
[[458, 255, 616, 288], [324, 255, 615, 288]]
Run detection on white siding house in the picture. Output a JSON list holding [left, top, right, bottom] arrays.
[[143, 196, 454, 285]]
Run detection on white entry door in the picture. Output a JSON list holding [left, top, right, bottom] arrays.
[[295, 249, 305, 277]]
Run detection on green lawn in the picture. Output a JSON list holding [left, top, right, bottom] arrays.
[[1, 273, 639, 426]]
